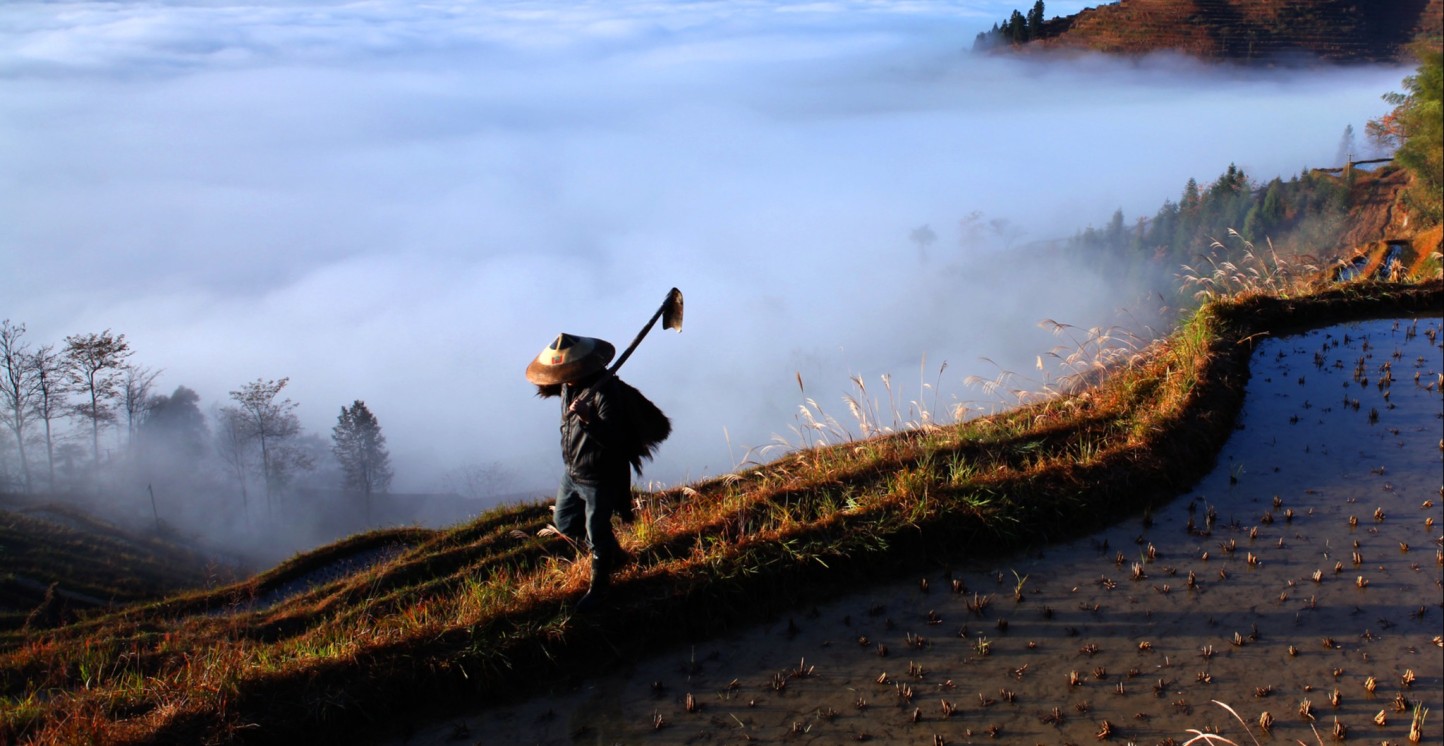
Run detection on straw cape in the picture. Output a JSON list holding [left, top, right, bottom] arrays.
[[525, 333, 616, 386]]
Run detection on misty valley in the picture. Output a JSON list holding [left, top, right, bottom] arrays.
[[0, 156, 1402, 564], [0, 0, 1440, 743]]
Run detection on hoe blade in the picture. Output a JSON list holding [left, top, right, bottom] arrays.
[[662, 287, 684, 332]]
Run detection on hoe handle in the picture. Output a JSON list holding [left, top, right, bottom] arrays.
[[571, 287, 683, 411], [609, 287, 682, 376]]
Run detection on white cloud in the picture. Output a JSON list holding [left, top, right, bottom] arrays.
[[0, 0, 1409, 498]]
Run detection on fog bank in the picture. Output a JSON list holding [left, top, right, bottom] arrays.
[[1, 1, 1408, 506]]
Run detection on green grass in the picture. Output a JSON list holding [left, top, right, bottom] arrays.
[[0, 277, 1438, 745]]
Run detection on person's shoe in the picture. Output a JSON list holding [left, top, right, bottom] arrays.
[[574, 586, 606, 613], [606, 547, 634, 573], [574, 555, 612, 613]]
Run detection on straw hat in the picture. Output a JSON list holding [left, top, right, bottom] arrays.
[[525, 333, 615, 385]]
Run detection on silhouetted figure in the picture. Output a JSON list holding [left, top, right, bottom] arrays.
[[527, 333, 669, 612]]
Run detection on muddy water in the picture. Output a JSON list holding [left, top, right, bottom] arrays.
[[403, 318, 1443, 746]]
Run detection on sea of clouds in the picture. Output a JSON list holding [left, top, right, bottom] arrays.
[[0, 1, 1410, 500]]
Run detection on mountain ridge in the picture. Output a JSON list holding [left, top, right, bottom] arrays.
[[982, 0, 1443, 64]]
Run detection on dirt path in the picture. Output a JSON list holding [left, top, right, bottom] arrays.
[[395, 317, 1443, 746]]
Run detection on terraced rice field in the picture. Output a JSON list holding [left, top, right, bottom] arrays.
[[403, 316, 1443, 746]]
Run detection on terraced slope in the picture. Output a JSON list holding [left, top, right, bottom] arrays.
[[0, 504, 226, 631], [0, 277, 1437, 745]]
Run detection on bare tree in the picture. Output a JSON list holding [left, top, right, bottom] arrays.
[[222, 377, 307, 519], [214, 405, 254, 517], [0, 320, 39, 491], [121, 364, 162, 442], [30, 344, 68, 492], [64, 330, 133, 466]]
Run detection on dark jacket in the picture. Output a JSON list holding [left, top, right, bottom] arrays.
[[560, 374, 630, 484], [541, 371, 671, 485]]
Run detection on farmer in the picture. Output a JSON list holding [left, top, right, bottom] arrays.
[[526, 332, 670, 612]]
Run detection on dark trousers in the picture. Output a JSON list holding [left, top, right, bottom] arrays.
[[554, 471, 627, 562]]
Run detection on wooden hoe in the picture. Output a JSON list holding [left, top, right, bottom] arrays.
[[573, 287, 683, 403]]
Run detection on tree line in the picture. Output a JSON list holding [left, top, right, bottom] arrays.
[[0, 323, 392, 523], [974, 1, 1049, 50], [1065, 40, 1440, 305], [1065, 161, 1356, 305], [1370, 40, 1442, 227]]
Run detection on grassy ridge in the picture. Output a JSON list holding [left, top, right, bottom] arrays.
[[0, 277, 1440, 744], [0, 504, 226, 632]]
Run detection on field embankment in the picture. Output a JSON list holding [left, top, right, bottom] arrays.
[[414, 312, 1443, 744]]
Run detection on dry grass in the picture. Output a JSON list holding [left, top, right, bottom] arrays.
[[1182, 231, 1321, 303], [0, 504, 226, 632], [0, 276, 1438, 745]]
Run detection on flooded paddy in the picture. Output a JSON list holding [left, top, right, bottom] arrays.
[[405, 317, 1442, 746]]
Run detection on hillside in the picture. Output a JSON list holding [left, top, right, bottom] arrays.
[[0, 170, 1439, 743], [983, 0, 1443, 63], [1, 136, 1440, 746], [0, 502, 233, 632], [0, 160, 1437, 743], [0, 268, 1437, 743]]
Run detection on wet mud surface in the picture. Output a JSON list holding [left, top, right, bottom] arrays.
[[403, 317, 1443, 746]]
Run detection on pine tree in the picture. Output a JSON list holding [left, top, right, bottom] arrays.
[[1009, 10, 1029, 43], [1027, 1, 1046, 39], [1175, 178, 1203, 251], [1180, 178, 1202, 214], [1105, 208, 1126, 248], [331, 400, 393, 522]]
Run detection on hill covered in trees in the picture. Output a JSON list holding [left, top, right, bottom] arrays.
[[1049, 39, 1442, 315], [0, 325, 409, 563], [976, 0, 1443, 64], [1059, 161, 1417, 312]]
